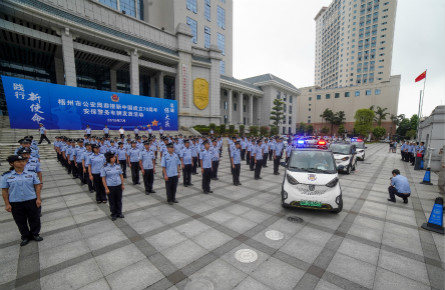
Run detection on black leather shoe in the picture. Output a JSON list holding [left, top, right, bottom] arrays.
[[149, 190, 156, 193], [33, 235, 43, 242], [168, 201, 174, 205], [184, 184, 188, 187], [173, 200, 178, 203], [188, 183, 193, 186], [97, 201, 102, 204], [208, 190, 213, 193], [237, 183, 242, 186], [387, 199, 396, 203], [145, 192, 150, 195], [20, 238, 30, 246], [111, 216, 117, 221], [119, 214, 125, 218], [403, 199, 408, 204]]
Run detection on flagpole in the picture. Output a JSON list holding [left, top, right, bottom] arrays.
[[416, 90, 422, 143], [416, 69, 427, 142]]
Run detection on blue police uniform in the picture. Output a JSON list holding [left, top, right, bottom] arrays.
[[254, 144, 263, 179], [1, 170, 41, 240], [81, 150, 94, 191], [231, 146, 241, 185], [128, 147, 141, 184], [200, 148, 213, 193], [210, 145, 220, 179], [116, 147, 128, 178], [273, 141, 284, 174], [388, 174, 411, 202], [86, 153, 107, 202], [161, 152, 181, 203], [180, 146, 193, 186], [140, 149, 155, 193], [100, 163, 123, 218]]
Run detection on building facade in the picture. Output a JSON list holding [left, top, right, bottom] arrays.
[[300, 0, 400, 134]]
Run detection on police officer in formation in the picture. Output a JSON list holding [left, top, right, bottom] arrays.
[[140, 140, 156, 194], [101, 152, 124, 220], [127, 141, 141, 185], [161, 142, 181, 204], [86, 144, 107, 204], [254, 139, 264, 180], [273, 137, 284, 175], [180, 139, 193, 187], [200, 140, 213, 193], [1, 155, 42, 246], [230, 141, 242, 186]]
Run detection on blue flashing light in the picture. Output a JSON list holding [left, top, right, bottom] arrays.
[[297, 140, 305, 144]]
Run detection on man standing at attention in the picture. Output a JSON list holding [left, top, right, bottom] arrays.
[[162, 143, 181, 205]]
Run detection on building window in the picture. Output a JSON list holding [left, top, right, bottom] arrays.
[[233, 103, 237, 111], [308, 108, 311, 111], [186, 17, 198, 43], [217, 33, 225, 55], [375, 89, 381, 95], [288, 116, 292, 125], [205, 0, 211, 21], [335, 93, 340, 98], [289, 96, 293, 103], [219, 61, 225, 74], [308, 120, 311, 123], [355, 90, 360, 96], [223, 101, 227, 110], [100, 0, 117, 9], [326, 94, 331, 99], [224, 115, 227, 124], [120, 0, 136, 17], [317, 95, 321, 100], [345, 92, 350, 97], [283, 104, 287, 112], [186, 0, 198, 13], [217, 6, 225, 29], [204, 26, 211, 48], [308, 97, 312, 101], [366, 89, 372, 95], [289, 106, 292, 113]]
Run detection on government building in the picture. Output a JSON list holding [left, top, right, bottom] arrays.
[[0, 0, 299, 134], [297, 0, 400, 135]]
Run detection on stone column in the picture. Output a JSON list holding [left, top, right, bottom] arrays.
[[158, 72, 164, 98], [150, 76, 156, 97], [129, 49, 139, 95], [228, 89, 233, 124], [249, 94, 254, 125], [54, 57, 65, 85], [239, 93, 244, 125], [110, 69, 117, 91], [60, 28, 77, 86]]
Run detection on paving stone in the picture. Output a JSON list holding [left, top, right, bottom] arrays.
[[233, 276, 272, 290], [77, 278, 111, 290], [145, 229, 188, 252], [39, 239, 91, 270], [192, 228, 233, 251], [251, 257, 305, 290], [373, 267, 431, 290], [95, 244, 145, 276], [280, 237, 324, 264], [161, 239, 208, 269], [336, 237, 380, 265]]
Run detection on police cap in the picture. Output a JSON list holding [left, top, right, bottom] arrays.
[[7, 155, 26, 163], [166, 142, 174, 148]]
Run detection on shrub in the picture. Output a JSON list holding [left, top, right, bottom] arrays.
[[259, 126, 269, 136]]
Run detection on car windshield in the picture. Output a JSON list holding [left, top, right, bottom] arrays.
[[329, 144, 351, 155], [352, 141, 365, 149], [288, 151, 336, 173]]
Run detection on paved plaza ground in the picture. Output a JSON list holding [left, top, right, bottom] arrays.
[[0, 143, 444, 290]]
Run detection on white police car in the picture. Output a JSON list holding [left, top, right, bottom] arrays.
[[329, 142, 357, 174], [280, 140, 343, 213], [351, 138, 366, 161]]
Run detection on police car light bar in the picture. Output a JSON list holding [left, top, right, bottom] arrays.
[[317, 140, 327, 145]]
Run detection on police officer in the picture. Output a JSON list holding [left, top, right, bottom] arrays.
[[127, 141, 141, 185], [101, 152, 125, 220], [139, 141, 156, 194], [388, 169, 411, 204], [180, 139, 193, 187], [73, 139, 85, 180], [191, 138, 199, 174], [86, 144, 107, 204], [161, 143, 181, 204], [81, 143, 94, 192], [116, 142, 128, 178], [85, 125, 92, 137], [134, 126, 139, 138], [249, 140, 256, 171], [254, 139, 263, 180], [38, 123, 51, 144], [231, 141, 242, 186], [103, 125, 110, 138], [262, 139, 269, 167], [273, 137, 284, 175], [200, 140, 213, 194], [1, 155, 42, 246], [211, 139, 220, 180]]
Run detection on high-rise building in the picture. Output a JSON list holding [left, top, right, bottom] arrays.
[[298, 0, 400, 136], [314, 0, 397, 89]]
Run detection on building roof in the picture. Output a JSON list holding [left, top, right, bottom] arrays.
[[243, 74, 299, 92], [220, 75, 263, 92]]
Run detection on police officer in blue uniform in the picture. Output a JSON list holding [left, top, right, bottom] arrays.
[[103, 125, 110, 138], [200, 140, 213, 193], [86, 144, 107, 203], [82, 143, 94, 192], [254, 139, 264, 180], [116, 142, 128, 178], [1, 155, 42, 246], [161, 143, 181, 204], [273, 137, 284, 175], [388, 169, 411, 203], [139, 141, 156, 194], [38, 123, 51, 144], [180, 139, 193, 187], [211, 139, 220, 180], [230, 141, 242, 186], [127, 141, 141, 185], [101, 152, 125, 220]]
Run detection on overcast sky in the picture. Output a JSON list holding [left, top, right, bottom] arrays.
[[232, 0, 445, 118]]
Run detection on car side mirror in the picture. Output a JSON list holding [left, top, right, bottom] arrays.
[[280, 162, 287, 167]]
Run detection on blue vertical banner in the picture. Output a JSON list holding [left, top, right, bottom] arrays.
[[1, 76, 178, 130]]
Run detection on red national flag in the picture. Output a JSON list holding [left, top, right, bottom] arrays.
[[415, 71, 426, 82]]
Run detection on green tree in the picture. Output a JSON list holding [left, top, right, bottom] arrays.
[[270, 99, 285, 128], [209, 123, 216, 132], [219, 124, 226, 135], [228, 125, 235, 135], [338, 124, 345, 135], [296, 122, 306, 135], [396, 118, 411, 137], [306, 125, 314, 135], [321, 127, 329, 134], [239, 124, 245, 136], [389, 114, 398, 136], [259, 126, 269, 136], [374, 106, 389, 126], [270, 126, 279, 136], [354, 109, 375, 138], [249, 126, 259, 136], [373, 126, 386, 140], [410, 114, 419, 131], [406, 129, 417, 139]]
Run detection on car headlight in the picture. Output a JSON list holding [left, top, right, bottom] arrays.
[[341, 157, 349, 161], [325, 177, 339, 188], [286, 173, 299, 185]]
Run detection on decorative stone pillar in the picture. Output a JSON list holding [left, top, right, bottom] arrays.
[[228, 89, 233, 124], [249, 94, 254, 125], [60, 28, 77, 86], [239, 93, 244, 124], [129, 49, 140, 95]]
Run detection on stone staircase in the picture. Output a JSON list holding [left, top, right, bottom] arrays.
[[0, 116, 192, 160]]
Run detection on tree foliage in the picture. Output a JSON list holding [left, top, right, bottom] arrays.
[[249, 126, 259, 137], [259, 126, 269, 136], [306, 125, 314, 135], [321, 127, 329, 134], [239, 125, 245, 136], [270, 126, 279, 136], [373, 126, 386, 140], [354, 109, 375, 137], [296, 123, 306, 135], [270, 99, 285, 127], [373, 106, 389, 126], [396, 118, 411, 137], [338, 124, 345, 135]]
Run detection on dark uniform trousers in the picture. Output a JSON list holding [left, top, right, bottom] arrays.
[[142, 169, 154, 192], [108, 185, 123, 217], [269, 150, 273, 161], [262, 153, 268, 167], [71, 161, 78, 178], [119, 161, 127, 178], [246, 152, 251, 165], [241, 149, 246, 161], [130, 162, 140, 184], [249, 156, 255, 171], [10, 199, 41, 240], [388, 186, 410, 202], [192, 157, 198, 174], [254, 161, 263, 179], [211, 161, 219, 179], [38, 134, 51, 144], [273, 155, 282, 174], [165, 176, 178, 202], [183, 164, 192, 185], [409, 153, 415, 164], [76, 163, 84, 183], [92, 173, 107, 202], [232, 164, 241, 184], [84, 167, 94, 191], [202, 168, 212, 192]]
